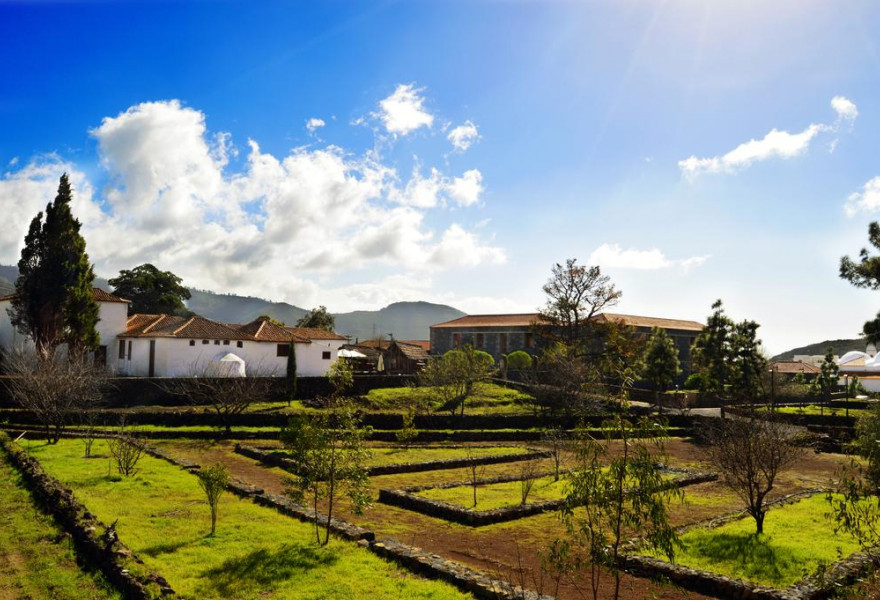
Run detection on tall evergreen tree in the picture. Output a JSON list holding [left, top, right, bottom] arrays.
[[9, 174, 99, 357], [691, 300, 732, 395], [641, 327, 681, 411], [818, 347, 840, 399]]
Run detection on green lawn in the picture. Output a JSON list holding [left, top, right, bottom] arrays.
[[418, 475, 567, 510], [647, 494, 861, 588], [764, 405, 868, 418], [364, 383, 534, 413], [23, 439, 470, 600], [0, 450, 119, 600], [366, 445, 528, 467]]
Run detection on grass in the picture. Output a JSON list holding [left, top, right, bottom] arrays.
[[763, 405, 868, 418], [269, 444, 531, 468], [418, 475, 567, 510], [647, 494, 861, 588], [0, 449, 120, 600], [363, 383, 534, 413], [24, 439, 471, 600]]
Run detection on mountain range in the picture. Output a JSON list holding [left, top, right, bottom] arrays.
[[771, 338, 869, 362], [0, 264, 464, 342]]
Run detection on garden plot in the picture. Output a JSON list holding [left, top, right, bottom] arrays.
[[21, 439, 471, 600], [380, 466, 716, 527], [235, 443, 548, 476], [631, 492, 869, 598]]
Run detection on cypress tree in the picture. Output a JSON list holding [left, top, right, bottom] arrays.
[[10, 174, 99, 358], [286, 341, 297, 406]]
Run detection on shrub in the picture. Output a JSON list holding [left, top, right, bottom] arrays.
[[683, 373, 703, 391], [506, 351, 532, 371], [108, 432, 145, 477]]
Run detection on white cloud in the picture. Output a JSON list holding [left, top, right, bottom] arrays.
[[306, 118, 325, 134], [831, 96, 858, 123], [0, 99, 502, 308], [679, 96, 858, 178], [845, 176, 880, 217], [447, 121, 480, 152], [376, 84, 434, 135], [447, 169, 483, 207], [588, 243, 709, 272]]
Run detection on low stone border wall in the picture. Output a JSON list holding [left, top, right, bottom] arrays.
[[235, 443, 550, 477], [380, 467, 717, 527], [621, 490, 878, 600], [0, 432, 175, 599], [368, 537, 554, 600]]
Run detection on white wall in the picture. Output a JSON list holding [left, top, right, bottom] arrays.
[[116, 336, 343, 377]]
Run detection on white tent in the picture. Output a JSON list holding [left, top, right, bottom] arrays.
[[338, 349, 367, 359], [211, 352, 247, 377]]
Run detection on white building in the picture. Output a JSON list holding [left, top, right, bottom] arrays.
[[0, 288, 348, 378], [0, 287, 130, 368]]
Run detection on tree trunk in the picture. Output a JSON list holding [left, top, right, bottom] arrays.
[[755, 511, 764, 535], [210, 506, 217, 536]]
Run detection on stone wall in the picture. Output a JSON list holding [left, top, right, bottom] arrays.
[[0, 432, 175, 599], [235, 443, 551, 477]]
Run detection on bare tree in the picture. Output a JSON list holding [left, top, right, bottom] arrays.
[[162, 362, 277, 435], [538, 258, 621, 346], [4, 349, 106, 444], [519, 459, 540, 505], [702, 417, 805, 534], [107, 423, 146, 477], [524, 342, 602, 417], [197, 463, 230, 536], [542, 427, 569, 482], [464, 445, 487, 507]]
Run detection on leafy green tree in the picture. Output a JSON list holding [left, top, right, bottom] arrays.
[[295, 305, 335, 331], [197, 463, 230, 536], [556, 416, 682, 600], [841, 221, 880, 344], [108, 263, 191, 316], [282, 404, 371, 546], [525, 342, 600, 417], [641, 327, 681, 412], [258, 314, 285, 326], [395, 404, 419, 448], [10, 174, 99, 357], [817, 347, 840, 401], [505, 350, 532, 370], [538, 258, 621, 347], [418, 345, 495, 416], [327, 358, 354, 401]]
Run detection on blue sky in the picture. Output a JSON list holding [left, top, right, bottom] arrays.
[[2, 0, 880, 353]]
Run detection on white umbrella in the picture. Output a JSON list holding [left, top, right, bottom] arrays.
[[338, 349, 367, 358], [212, 352, 246, 377]]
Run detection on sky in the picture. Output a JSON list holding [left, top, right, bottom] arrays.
[[2, 0, 880, 354]]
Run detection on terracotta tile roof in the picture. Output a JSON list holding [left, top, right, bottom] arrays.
[[231, 319, 310, 343], [769, 361, 821, 375], [430, 313, 546, 328], [595, 313, 704, 332], [399, 340, 430, 352], [285, 327, 348, 341], [120, 314, 249, 340], [431, 312, 703, 332], [0, 287, 130, 304], [355, 340, 391, 350], [393, 341, 430, 361]]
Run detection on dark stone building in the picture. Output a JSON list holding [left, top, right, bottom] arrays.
[[430, 312, 704, 374]]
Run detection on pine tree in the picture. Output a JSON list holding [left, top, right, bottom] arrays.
[[641, 327, 681, 412], [9, 174, 99, 357]]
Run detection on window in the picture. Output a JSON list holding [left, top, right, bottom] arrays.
[[525, 333, 534, 349], [118, 339, 126, 360], [189, 340, 195, 346], [214, 340, 220, 345], [127, 341, 132, 360], [277, 344, 290, 357], [202, 340, 209, 345], [237, 341, 243, 348], [322, 351, 331, 360], [476, 333, 484, 349], [499, 333, 508, 354], [453, 333, 461, 348], [223, 340, 230, 346]]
